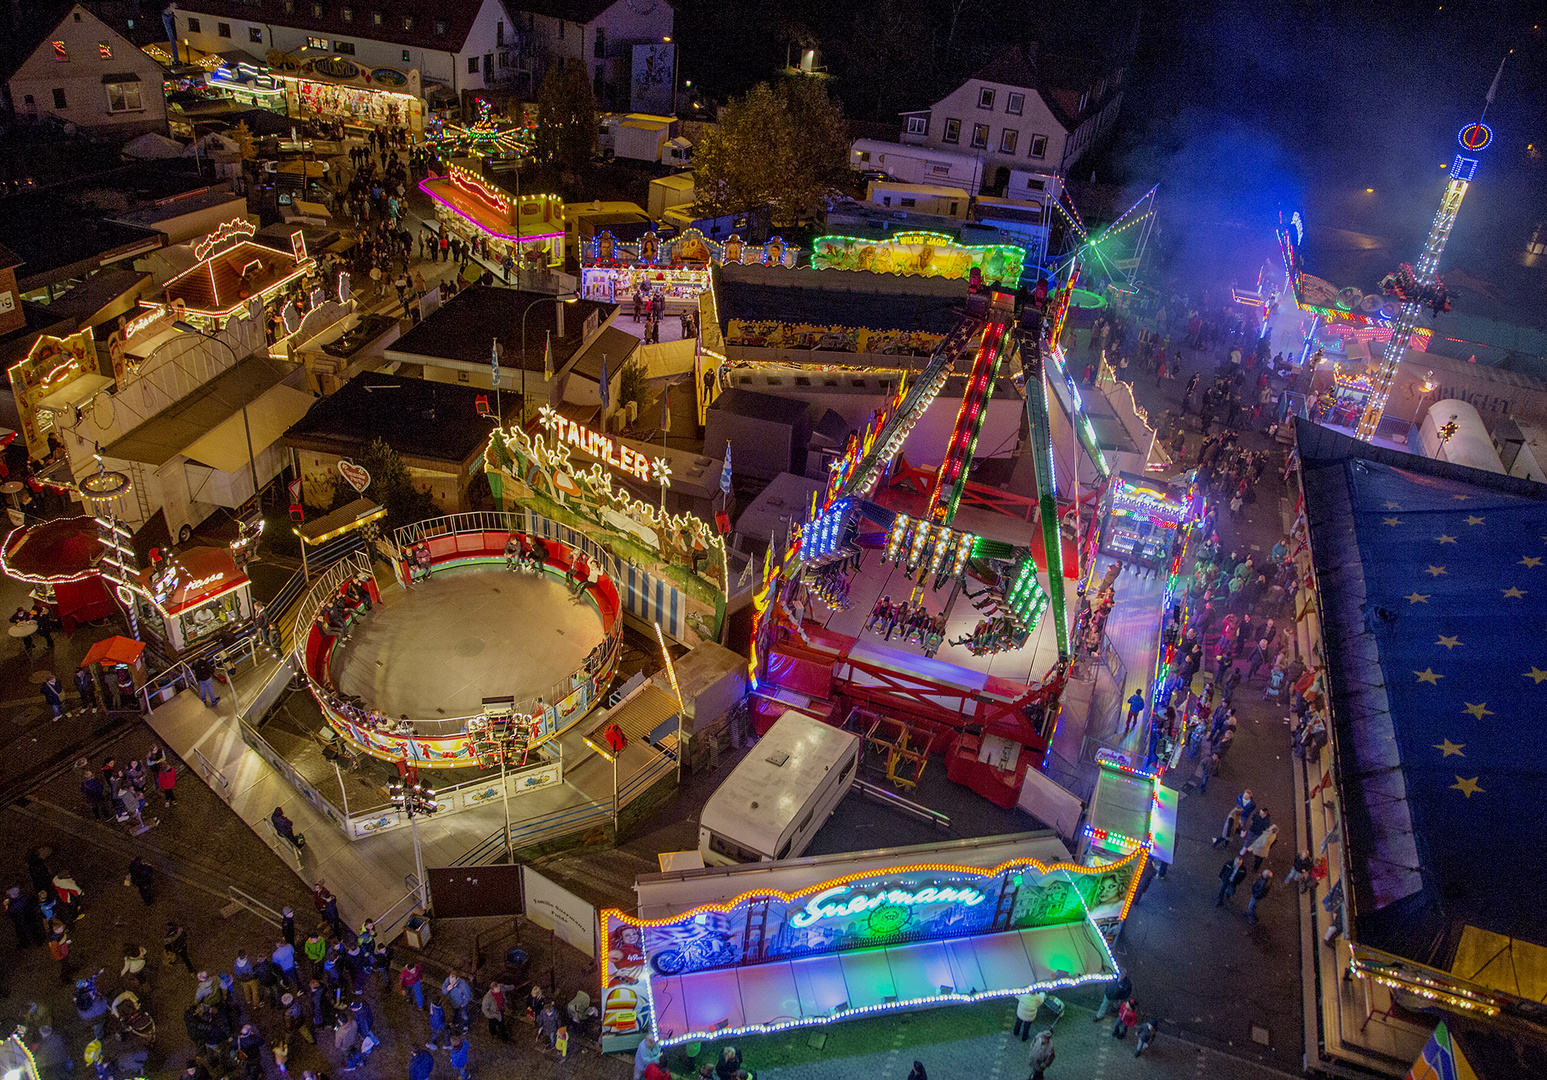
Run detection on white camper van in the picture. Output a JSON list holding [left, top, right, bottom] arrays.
[[697, 710, 861, 865]]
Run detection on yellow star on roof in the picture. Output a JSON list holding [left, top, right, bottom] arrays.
[[1435, 534, 1457, 544], [1415, 668, 1443, 685], [1466, 515, 1485, 526], [1451, 776, 1484, 798], [1433, 739, 1465, 757], [1382, 517, 1402, 526], [1425, 565, 1447, 576], [1453, 494, 1471, 500], [1383, 501, 1403, 509], [1462, 702, 1493, 719], [1406, 592, 1430, 604], [1524, 668, 1547, 685], [1502, 586, 1526, 598], [1521, 556, 1543, 568], [1436, 635, 1461, 649]]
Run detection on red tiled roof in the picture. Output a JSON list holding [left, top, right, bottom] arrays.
[[175, 0, 486, 53]]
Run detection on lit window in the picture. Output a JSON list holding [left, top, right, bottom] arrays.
[[1006, 92, 1024, 115], [98, 41, 112, 59], [1000, 129, 1017, 154], [402, 50, 410, 62], [402, 15, 413, 29], [341, 7, 352, 20], [970, 123, 989, 149], [106, 81, 143, 112], [942, 118, 961, 144], [334, 41, 355, 54], [1028, 134, 1047, 159], [434, 20, 446, 35], [977, 87, 994, 109], [373, 11, 383, 25], [307, 36, 328, 49], [51, 40, 67, 60], [249, 27, 263, 43], [906, 116, 926, 135], [313, 3, 323, 17]]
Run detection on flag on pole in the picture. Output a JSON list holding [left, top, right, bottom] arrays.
[[599, 354, 610, 411], [719, 443, 733, 495], [490, 337, 500, 388], [543, 330, 554, 381]]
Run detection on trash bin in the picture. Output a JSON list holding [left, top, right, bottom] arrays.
[[404, 914, 431, 949]]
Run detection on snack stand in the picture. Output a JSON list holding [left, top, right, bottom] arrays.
[[133, 546, 252, 655], [1099, 474, 1185, 570]]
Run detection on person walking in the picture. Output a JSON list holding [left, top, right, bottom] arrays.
[[1028, 1030, 1055, 1079], [1124, 688, 1145, 734], [481, 983, 508, 1040], [42, 674, 64, 720], [1111, 998, 1138, 1039], [427, 994, 450, 1049], [127, 858, 155, 906], [399, 960, 424, 1009], [1246, 869, 1274, 924], [1134, 1018, 1159, 1057], [448, 1034, 469, 1080], [1093, 973, 1131, 1021], [164, 921, 195, 973], [534, 999, 559, 1052], [192, 656, 220, 708], [1246, 822, 1279, 870], [1216, 856, 1248, 907]]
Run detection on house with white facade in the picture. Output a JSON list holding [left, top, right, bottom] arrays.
[[169, 0, 673, 122], [1, 3, 167, 135], [899, 43, 1124, 195]]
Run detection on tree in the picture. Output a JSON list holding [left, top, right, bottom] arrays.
[[692, 78, 848, 227], [329, 437, 438, 534], [535, 60, 597, 173]]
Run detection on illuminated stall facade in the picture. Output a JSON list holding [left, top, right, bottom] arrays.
[[419, 162, 564, 270], [810, 232, 1026, 287], [600, 850, 1139, 1049], [8, 329, 100, 460], [276, 56, 424, 132], [580, 228, 796, 307], [149, 218, 317, 332], [1099, 474, 1185, 567]]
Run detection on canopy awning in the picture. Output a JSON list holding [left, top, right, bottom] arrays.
[[1, 515, 103, 583], [105, 355, 299, 467], [297, 497, 384, 544], [179, 383, 316, 475], [36, 373, 113, 415], [80, 635, 145, 669]]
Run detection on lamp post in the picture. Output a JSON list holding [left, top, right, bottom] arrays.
[[519, 292, 579, 425], [390, 773, 440, 911], [171, 321, 262, 506]]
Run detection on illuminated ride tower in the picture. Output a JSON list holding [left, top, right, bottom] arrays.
[[1355, 59, 1504, 441]]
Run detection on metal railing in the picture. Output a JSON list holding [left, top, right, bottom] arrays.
[[192, 747, 232, 801], [374, 883, 424, 940], [226, 885, 284, 929]]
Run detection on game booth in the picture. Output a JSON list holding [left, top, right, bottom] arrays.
[[1309, 365, 1380, 431], [418, 162, 565, 272], [1098, 474, 1186, 570], [600, 832, 1139, 1052], [580, 229, 795, 308]]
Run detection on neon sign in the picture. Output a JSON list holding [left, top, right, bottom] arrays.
[[788, 883, 986, 928], [538, 408, 666, 486], [450, 164, 511, 216], [194, 218, 258, 261]]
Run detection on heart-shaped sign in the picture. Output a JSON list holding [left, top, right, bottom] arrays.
[[338, 459, 372, 494]]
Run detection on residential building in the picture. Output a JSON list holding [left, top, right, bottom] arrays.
[[1, 2, 167, 135], [494, 0, 675, 112], [899, 43, 1125, 194]]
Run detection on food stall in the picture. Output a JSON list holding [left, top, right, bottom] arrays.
[[1099, 473, 1184, 570], [418, 161, 564, 271], [133, 546, 252, 654], [1309, 365, 1378, 430], [580, 229, 794, 308]]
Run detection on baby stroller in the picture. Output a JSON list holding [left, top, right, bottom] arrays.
[[1263, 668, 1286, 701]]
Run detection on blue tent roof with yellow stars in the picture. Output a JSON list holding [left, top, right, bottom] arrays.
[[1299, 419, 1547, 965]]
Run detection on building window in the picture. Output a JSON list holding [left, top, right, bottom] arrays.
[[334, 41, 354, 54], [899, 198, 916, 207], [594, 26, 605, 58], [970, 123, 989, 149], [1000, 129, 1018, 154], [942, 118, 961, 144], [217, 21, 231, 37], [1028, 134, 1047, 159], [372, 11, 383, 25], [401, 15, 412, 29], [307, 36, 327, 49], [312, 3, 323, 17], [558, 20, 565, 39], [98, 41, 112, 58], [52, 88, 67, 109], [929, 163, 950, 176], [341, 6, 352, 20], [977, 87, 994, 109], [284, 0, 294, 12], [496, 19, 504, 45], [1078, 91, 1088, 112], [906, 115, 927, 135], [249, 27, 263, 43], [434, 19, 447, 35], [1024, 177, 1045, 191], [1006, 91, 1024, 115], [402, 49, 410, 62], [468, 56, 478, 73], [106, 81, 143, 112], [51, 40, 67, 60], [187, 16, 200, 31]]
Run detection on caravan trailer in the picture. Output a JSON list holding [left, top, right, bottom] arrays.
[[698, 710, 861, 865]]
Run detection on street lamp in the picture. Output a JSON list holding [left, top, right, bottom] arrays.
[[519, 292, 579, 424], [389, 773, 440, 910], [171, 321, 262, 507]]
